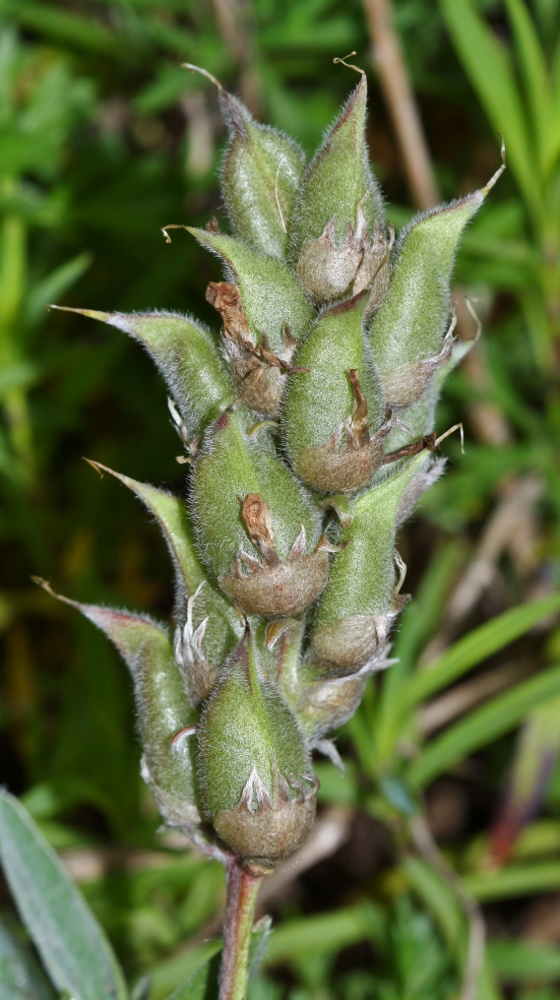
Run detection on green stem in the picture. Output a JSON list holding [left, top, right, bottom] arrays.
[[219, 857, 261, 1000]]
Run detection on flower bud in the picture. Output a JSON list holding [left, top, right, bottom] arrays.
[[368, 194, 483, 408], [191, 408, 329, 617], [33, 582, 201, 829], [310, 452, 427, 672], [57, 309, 235, 444], [221, 91, 306, 260], [198, 631, 317, 861], [283, 293, 391, 492]]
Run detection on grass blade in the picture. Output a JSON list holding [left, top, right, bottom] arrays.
[[439, 0, 542, 226], [408, 663, 560, 788], [405, 594, 560, 707], [0, 792, 128, 1000]]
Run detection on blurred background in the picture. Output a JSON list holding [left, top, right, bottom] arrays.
[[2, 0, 560, 996]]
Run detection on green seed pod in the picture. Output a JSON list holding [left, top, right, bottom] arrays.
[[84, 460, 242, 706], [55, 308, 235, 445], [283, 292, 392, 493], [294, 655, 394, 741], [198, 630, 317, 861], [310, 452, 427, 673], [290, 75, 388, 306], [221, 91, 306, 260], [33, 581, 200, 828], [368, 194, 484, 408], [191, 408, 329, 617]]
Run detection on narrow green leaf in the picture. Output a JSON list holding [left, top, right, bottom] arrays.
[[503, 0, 557, 175], [0, 792, 128, 1000], [439, 0, 541, 224], [24, 253, 91, 327], [465, 861, 560, 902], [406, 594, 560, 707], [264, 902, 384, 965], [0, 913, 56, 999], [488, 938, 560, 981], [163, 917, 272, 1000], [408, 663, 560, 788]]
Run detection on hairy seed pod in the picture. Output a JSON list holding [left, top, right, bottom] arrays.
[[310, 452, 427, 673], [290, 74, 388, 306], [221, 91, 306, 260], [198, 632, 317, 861], [368, 194, 484, 408], [283, 291, 392, 492], [191, 408, 329, 617]]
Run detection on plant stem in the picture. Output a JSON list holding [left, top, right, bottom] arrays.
[[219, 856, 262, 1000]]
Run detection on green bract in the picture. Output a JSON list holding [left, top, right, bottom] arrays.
[[45, 68, 500, 868]]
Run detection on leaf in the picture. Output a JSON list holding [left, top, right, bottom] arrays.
[[408, 663, 560, 788], [23, 253, 91, 327], [0, 792, 128, 1000], [439, 0, 542, 225], [405, 594, 560, 707], [488, 938, 560, 982], [465, 860, 560, 902], [0, 912, 56, 999], [503, 0, 557, 176]]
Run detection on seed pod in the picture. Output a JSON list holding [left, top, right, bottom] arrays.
[[33, 581, 200, 828], [295, 655, 393, 741], [84, 460, 242, 705], [310, 452, 427, 673], [221, 91, 306, 260], [283, 292, 392, 492], [290, 75, 388, 306], [368, 194, 484, 408], [191, 408, 329, 617], [54, 308, 235, 445], [198, 631, 317, 861]]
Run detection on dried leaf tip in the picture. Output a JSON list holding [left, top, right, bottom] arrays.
[[482, 135, 506, 196]]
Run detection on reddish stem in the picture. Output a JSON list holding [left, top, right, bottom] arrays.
[[219, 856, 262, 1000]]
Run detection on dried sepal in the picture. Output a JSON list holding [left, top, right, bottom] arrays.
[[295, 648, 395, 740]]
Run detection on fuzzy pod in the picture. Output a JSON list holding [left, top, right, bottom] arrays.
[[221, 91, 306, 260], [310, 452, 428, 673], [283, 292, 391, 493], [84, 461, 242, 706], [33, 582, 201, 828], [368, 194, 484, 408], [290, 75, 387, 305], [55, 309, 235, 444], [191, 408, 329, 617], [198, 631, 317, 861]]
